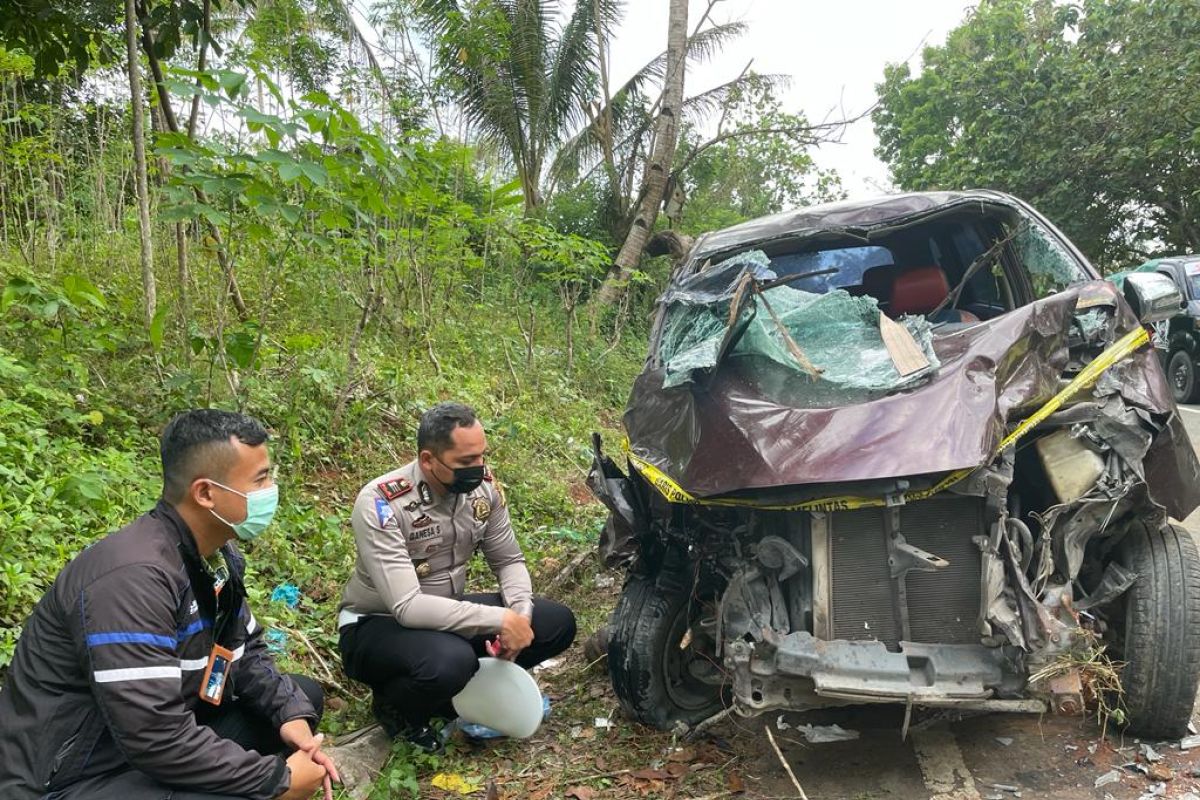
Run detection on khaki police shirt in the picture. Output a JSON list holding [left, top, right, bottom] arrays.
[[338, 460, 533, 637]]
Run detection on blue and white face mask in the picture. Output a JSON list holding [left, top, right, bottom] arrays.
[[207, 480, 279, 541]]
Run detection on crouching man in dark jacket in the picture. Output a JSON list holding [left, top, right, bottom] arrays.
[[0, 409, 338, 800]]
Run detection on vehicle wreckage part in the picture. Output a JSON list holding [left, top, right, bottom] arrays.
[[1122, 272, 1185, 325], [816, 498, 986, 649], [608, 574, 727, 729], [1045, 668, 1084, 716], [1115, 522, 1200, 739], [727, 633, 1006, 712], [624, 326, 1151, 514], [1035, 428, 1106, 504]]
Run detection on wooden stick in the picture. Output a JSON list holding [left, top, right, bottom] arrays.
[[765, 725, 810, 800]]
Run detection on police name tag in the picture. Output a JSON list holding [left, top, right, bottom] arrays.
[[199, 644, 235, 705]]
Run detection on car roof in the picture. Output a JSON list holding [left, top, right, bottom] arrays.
[[689, 189, 1021, 262]]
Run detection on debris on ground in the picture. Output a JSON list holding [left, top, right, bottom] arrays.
[[1180, 734, 1200, 750], [1137, 782, 1167, 799], [793, 723, 859, 743], [1140, 743, 1165, 762], [990, 782, 1020, 793], [995, 737, 1014, 746], [1146, 763, 1175, 782], [263, 629, 288, 653], [1095, 769, 1122, 788], [270, 582, 301, 608], [430, 773, 483, 794]]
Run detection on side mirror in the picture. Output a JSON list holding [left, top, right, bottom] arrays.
[[1123, 272, 1183, 324]]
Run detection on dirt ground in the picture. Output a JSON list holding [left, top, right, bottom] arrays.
[[385, 406, 1200, 800]]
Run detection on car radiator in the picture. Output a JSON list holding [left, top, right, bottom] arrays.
[[819, 497, 986, 650]]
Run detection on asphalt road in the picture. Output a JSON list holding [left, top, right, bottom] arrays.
[[738, 407, 1200, 800]]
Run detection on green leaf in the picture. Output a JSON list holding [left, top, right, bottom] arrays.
[[1, 277, 35, 312], [299, 162, 328, 187], [62, 275, 106, 310], [224, 330, 257, 369], [217, 70, 247, 99], [148, 305, 170, 350], [257, 149, 295, 166], [279, 162, 304, 183]]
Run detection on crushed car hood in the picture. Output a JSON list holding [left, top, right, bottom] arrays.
[[624, 280, 1200, 519]]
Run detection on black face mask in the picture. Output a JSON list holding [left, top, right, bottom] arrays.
[[437, 459, 485, 494]]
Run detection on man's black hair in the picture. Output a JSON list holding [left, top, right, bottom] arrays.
[[417, 402, 478, 455], [160, 409, 269, 503]]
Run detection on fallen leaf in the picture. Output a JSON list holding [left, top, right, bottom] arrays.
[[485, 778, 501, 800], [726, 769, 746, 793], [665, 762, 689, 779], [1148, 764, 1175, 782], [629, 769, 670, 781], [565, 787, 595, 800], [667, 747, 696, 763], [431, 773, 483, 795]]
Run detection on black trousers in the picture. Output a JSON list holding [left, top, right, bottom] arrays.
[[45, 675, 323, 800], [339, 594, 576, 727]]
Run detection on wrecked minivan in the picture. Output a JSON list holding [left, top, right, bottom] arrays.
[[589, 190, 1200, 739]]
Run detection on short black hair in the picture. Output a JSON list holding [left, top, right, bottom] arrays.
[[417, 402, 478, 455], [160, 409, 269, 503]]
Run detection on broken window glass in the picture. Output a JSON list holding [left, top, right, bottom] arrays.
[[656, 250, 941, 404], [1013, 223, 1089, 299]]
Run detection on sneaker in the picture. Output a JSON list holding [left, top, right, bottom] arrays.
[[371, 695, 405, 739]]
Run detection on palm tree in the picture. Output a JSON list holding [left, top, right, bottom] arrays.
[[410, 0, 622, 212], [409, 0, 761, 215]]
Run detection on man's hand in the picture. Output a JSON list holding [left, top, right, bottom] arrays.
[[498, 609, 533, 660], [280, 721, 340, 800], [278, 749, 327, 800]]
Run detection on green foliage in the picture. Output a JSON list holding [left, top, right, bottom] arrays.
[[0, 335, 156, 668], [408, 0, 622, 211], [677, 75, 845, 234], [873, 0, 1200, 268]]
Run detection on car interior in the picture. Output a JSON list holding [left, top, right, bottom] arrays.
[[717, 210, 1029, 327]]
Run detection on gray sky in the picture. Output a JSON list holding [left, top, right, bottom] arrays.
[[609, 0, 975, 199]]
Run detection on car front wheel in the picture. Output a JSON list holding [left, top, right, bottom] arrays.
[[1167, 349, 1200, 404], [608, 574, 727, 730], [1115, 521, 1200, 739]]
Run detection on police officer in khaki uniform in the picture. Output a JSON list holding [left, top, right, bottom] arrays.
[[337, 402, 576, 751]]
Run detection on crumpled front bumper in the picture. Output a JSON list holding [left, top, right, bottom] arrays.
[[727, 632, 1047, 714]]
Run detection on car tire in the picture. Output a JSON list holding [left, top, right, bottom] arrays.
[[608, 574, 726, 729], [1167, 349, 1200, 404], [1116, 521, 1200, 739]]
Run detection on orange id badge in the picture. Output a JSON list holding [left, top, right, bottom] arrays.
[[199, 644, 234, 705]]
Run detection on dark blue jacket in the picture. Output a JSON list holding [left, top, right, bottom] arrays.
[[0, 500, 314, 799]]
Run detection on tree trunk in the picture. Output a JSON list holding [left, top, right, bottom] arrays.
[[595, 0, 688, 306], [139, 3, 249, 321], [126, 0, 156, 329]]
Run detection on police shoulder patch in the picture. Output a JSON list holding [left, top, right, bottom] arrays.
[[472, 497, 492, 522], [378, 477, 413, 500], [374, 496, 395, 527]]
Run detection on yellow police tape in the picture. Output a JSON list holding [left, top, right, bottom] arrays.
[[623, 325, 1151, 513]]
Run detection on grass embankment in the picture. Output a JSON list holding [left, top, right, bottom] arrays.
[[0, 235, 646, 781]]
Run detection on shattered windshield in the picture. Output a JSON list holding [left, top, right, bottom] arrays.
[[758, 246, 894, 293], [657, 250, 940, 404]]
